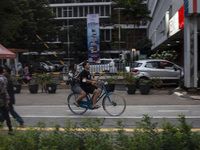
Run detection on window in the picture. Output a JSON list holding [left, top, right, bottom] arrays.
[[95, 6, 99, 14], [104, 29, 111, 41], [89, 6, 94, 14], [79, 6, 83, 17], [74, 7, 77, 17], [145, 62, 158, 68], [85, 6, 88, 16], [160, 61, 174, 69], [58, 7, 62, 17], [133, 63, 142, 67], [105, 5, 110, 16], [101, 6, 104, 16]]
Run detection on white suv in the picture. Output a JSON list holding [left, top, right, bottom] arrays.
[[77, 58, 117, 73], [131, 59, 184, 83]]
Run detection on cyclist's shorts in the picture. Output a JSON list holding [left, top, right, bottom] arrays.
[[84, 85, 98, 94]]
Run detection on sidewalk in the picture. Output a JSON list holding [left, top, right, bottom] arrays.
[[14, 85, 200, 106]]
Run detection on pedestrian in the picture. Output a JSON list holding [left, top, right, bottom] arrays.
[[2, 61, 10, 69], [0, 66, 13, 134], [17, 62, 23, 75], [23, 64, 30, 84], [3, 67, 25, 128], [80, 61, 101, 109], [68, 63, 86, 107]]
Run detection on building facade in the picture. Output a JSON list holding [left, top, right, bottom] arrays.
[[49, 0, 147, 59], [147, 0, 200, 88]]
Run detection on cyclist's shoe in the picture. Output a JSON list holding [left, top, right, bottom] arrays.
[[92, 105, 101, 109], [73, 101, 79, 107]]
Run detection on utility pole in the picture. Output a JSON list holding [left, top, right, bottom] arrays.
[[114, 8, 125, 59]]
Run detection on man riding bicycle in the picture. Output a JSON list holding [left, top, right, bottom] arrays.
[[80, 61, 101, 109]]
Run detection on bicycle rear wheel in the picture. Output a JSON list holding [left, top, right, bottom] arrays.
[[102, 93, 126, 116], [67, 93, 88, 115]]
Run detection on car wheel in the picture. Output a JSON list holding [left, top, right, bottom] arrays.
[[139, 77, 149, 80]]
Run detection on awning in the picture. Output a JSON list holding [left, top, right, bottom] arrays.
[[0, 44, 16, 59]]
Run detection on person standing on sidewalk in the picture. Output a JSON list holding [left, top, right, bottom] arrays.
[[3, 67, 25, 128], [0, 66, 13, 134]]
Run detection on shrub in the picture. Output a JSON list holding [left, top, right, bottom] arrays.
[[1, 115, 200, 150]]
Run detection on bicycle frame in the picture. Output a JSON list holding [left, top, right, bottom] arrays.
[[70, 82, 113, 110]]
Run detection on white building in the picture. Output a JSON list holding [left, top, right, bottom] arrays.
[[49, 0, 113, 43], [49, 0, 148, 54], [147, 0, 200, 88]]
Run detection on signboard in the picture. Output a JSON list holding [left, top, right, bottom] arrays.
[[179, 5, 184, 29], [87, 14, 100, 63], [169, 5, 184, 36], [169, 12, 179, 36]]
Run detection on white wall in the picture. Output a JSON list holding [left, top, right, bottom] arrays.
[[147, 0, 183, 50]]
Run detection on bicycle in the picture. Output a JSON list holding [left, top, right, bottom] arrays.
[[67, 80, 126, 116]]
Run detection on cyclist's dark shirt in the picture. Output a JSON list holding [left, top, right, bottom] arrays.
[[80, 69, 91, 88]]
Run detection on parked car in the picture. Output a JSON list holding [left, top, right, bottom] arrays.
[[77, 58, 117, 73], [46, 61, 59, 71], [44, 61, 55, 72], [131, 59, 184, 83], [49, 60, 64, 71], [39, 62, 51, 72]]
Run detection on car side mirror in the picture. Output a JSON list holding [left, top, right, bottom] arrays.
[[174, 67, 178, 71]]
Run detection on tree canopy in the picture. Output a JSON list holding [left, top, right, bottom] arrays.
[[0, 0, 59, 51], [112, 0, 152, 25], [134, 37, 152, 55]]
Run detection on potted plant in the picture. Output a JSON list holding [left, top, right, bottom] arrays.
[[104, 74, 118, 93], [45, 73, 57, 93], [28, 74, 39, 94], [139, 79, 152, 95], [11, 75, 22, 93], [123, 72, 137, 94], [152, 77, 163, 88], [37, 73, 47, 93]]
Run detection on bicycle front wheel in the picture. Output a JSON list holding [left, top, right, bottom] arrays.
[[67, 93, 88, 115], [102, 93, 126, 116]]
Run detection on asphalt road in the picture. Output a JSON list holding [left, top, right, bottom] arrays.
[[2, 85, 200, 130]]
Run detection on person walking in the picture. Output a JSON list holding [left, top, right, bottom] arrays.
[[23, 64, 30, 84], [68, 63, 86, 107], [0, 66, 13, 134], [80, 61, 101, 109], [3, 67, 25, 128]]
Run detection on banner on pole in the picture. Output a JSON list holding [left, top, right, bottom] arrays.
[[87, 14, 100, 63]]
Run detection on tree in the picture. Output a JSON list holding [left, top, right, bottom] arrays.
[[134, 37, 152, 55], [0, 0, 22, 46], [112, 0, 152, 48], [60, 20, 88, 63], [0, 0, 59, 51], [112, 0, 152, 25]]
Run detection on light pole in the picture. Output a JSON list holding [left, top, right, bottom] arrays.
[[114, 8, 125, 59], [63, 7, 73, 64]]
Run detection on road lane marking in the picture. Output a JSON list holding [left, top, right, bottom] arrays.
[[157, 110, 189, 112], [11, 115, 200, 119], [1, 127, 200, 132], [15, 105, 200, 107]]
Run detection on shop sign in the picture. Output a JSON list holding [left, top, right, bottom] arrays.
[[169, 5, 184, 36]]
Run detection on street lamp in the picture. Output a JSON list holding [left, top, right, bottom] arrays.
[[114, 8, 125, 58], [63, 7, 74, 64]]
